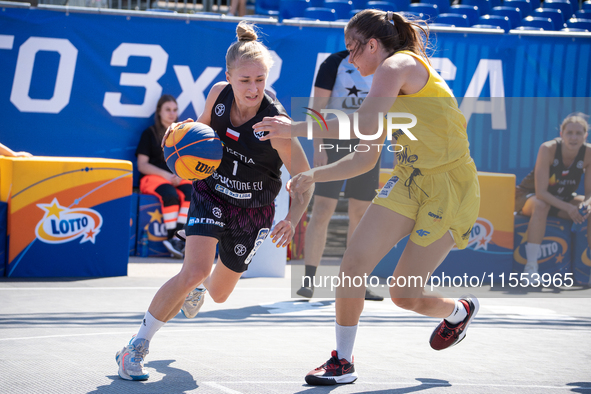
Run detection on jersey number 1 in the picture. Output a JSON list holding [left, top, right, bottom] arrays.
[[232, 160, 238, 176]]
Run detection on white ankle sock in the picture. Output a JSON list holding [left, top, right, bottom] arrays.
[[525, 243, 540, 266], [444, 300, 468, 325], [134, 311, 165, 344], [335, 322, 358, 363]]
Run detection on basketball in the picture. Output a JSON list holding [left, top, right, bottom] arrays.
[[163, 122, 223, 181]]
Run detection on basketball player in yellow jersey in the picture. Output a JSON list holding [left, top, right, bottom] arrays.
[[254, 9, 480, 385]]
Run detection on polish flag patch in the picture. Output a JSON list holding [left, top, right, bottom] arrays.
[[227, 128, 240, 141]]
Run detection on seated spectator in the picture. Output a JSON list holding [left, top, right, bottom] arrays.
[[136, 94, 191, 258], [515, 113, 590, 279]]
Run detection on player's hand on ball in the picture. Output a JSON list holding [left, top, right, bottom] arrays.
[[270, 219, 295, 248], [289, 170, 315, 204], [254, 116, 292, 141], [161, 118, 194, 148]]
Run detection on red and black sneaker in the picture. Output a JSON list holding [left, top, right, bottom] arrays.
[[305, 350, 358, 386], [429, 295, 480, 351]]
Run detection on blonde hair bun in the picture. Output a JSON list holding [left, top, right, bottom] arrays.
[[236, 21, 258, 42]]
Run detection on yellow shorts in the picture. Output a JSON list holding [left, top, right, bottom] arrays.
[[373, 156, 480, 249]]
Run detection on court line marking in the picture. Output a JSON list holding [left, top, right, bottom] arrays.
[[203, 382, 244, 394], [0, 287, 288, 290], [0, 326, 308, 341], [206, 381, 591, 390]]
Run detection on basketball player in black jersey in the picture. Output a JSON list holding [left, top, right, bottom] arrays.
[[516, 113, 590, 280], [115, 21, 313, 381]]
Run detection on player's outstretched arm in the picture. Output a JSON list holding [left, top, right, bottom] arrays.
[[269, 133, 314, 248]]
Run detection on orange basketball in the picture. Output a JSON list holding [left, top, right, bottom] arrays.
[[163, 122, 223, 181]]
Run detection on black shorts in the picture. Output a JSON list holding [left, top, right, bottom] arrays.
[[185, 181, 274, 273], [314, 139, 381, 201]]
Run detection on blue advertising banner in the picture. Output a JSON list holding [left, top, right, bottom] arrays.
[[0, 6, 590, 185]]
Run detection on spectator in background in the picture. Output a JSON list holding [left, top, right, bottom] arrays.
[[136, 94, 191, 259], [515, 113, 591, 280], [0, 142, 32, 157], [228, 0, 247, 16], [296, 50, 383, 301]]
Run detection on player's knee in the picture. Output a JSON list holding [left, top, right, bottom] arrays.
[[340, 249, 366, 277], [533, 198, 551, 213], [208, 288, 231, 303], [390, 296, 420, 311], [179, 266, 210, 290]]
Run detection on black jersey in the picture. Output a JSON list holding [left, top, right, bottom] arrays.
[[135, 124, 171, 179], [203, 84, 287, 208], [518, 138, 587, 201]]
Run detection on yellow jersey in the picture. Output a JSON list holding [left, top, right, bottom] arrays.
[[390, 50, 470, 173]]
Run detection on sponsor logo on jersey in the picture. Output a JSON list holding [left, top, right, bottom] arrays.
[[253, 129, 265, 140], [577, 160, 584, 169], [234, 244, 247, 256], [396, 145, 419, 165], [215, 103, 225, 116], [428, 209, 443, 222], [378, 176, 399, 198], [416, 229, 430, 237], [212, 207, 222, 218], [187, 217, 225, 228], [245, 228, 270, 265], [35, 198, 103, 244], [215, 184, 252, 199]]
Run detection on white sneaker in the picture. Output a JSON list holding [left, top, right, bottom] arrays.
[[522, 262, 538, 286], [116, 338, 150, 381], [181, 288, 207, 318]]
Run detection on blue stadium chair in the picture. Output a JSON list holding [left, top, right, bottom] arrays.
[[561, 27, 589, 31], [279, 0, 310, 20], [478, 14, 512, 30], [255, 0, 280, 16], [491, 6, 523, 27], [471, 23, 506, 29], [389, 0, 411, 12], [366, 1, 399, 12], [408, 3, 440, 20], [584, 1, 591, 11], [450, 4, 480, 24], [576, 9, 591, 19], [436, 12, 471, 26], [529, 0, 541, 9], [420, 0, 450, 13], [489, 0, 501, 8], [350, 9, 363, 17], [287, 17, 316, 21], [533, 8, 566, 29], [308, 0, 324, 6], [519, 16, 556, 29], [325, 0, 354, 19], [462, 0, 492, 15], [429, 22, 456, 26], [566, 18, 591, 30], [304, 7, 338, 20], [351, 0, 368, 8], [503, 0, 533, 16], [543, 0, 575, 19], [514, 26, 544, 30]]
